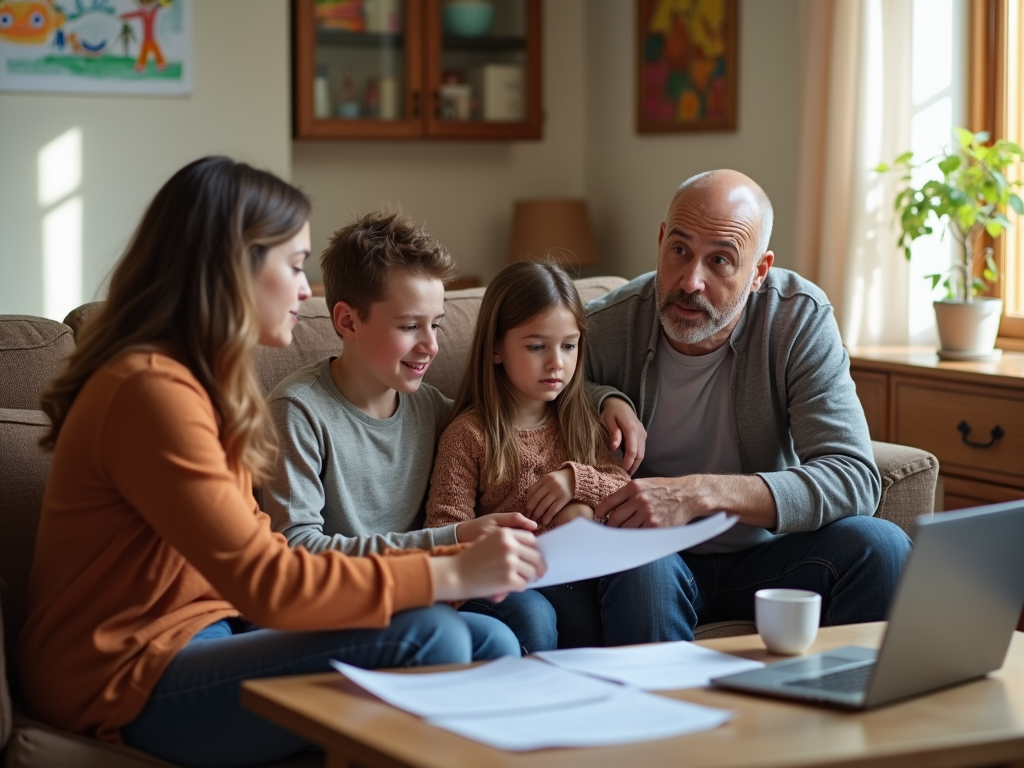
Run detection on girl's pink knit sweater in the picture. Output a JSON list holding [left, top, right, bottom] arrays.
[[425, 410, 630, 534]]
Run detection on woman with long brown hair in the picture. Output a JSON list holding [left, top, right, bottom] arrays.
[[18, 157, 543, 767]]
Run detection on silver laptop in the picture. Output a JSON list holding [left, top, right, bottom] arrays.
[[711, 499, 1024, 709]]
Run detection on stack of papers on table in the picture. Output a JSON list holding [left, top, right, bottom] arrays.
[[535, 641, 765, 690], [331, 653, 743, 751]]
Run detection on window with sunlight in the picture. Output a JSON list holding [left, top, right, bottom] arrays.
[[973, 0, 1024, 345]]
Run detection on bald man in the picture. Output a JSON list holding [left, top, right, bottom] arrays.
[[583, 170, 912, 644]]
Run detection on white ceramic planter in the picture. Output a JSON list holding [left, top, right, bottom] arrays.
[[933, 298, 1003, 359]]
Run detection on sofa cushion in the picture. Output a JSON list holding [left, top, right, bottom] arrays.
[[425, 275, 629, 399], [693, 620, 757, 640], [0, 317, 74, 410], [62, 301, 102, 340], [254, 298, 340, 395], [424, 285, 486, 398], [0, 593, 9, 751], [66, 300, 342, 398], [62, 277, 631, 402], [0, 409, 50, 703], [3, 713, 325, 768]]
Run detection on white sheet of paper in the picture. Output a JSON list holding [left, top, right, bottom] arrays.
[[432, 687, 733, 751], [329, 656, 623, 719], [529, 512, 737, 588], [535, 641, 765, 690]]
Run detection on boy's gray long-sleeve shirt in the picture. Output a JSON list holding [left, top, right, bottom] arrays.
[[585, 269, 881, 536], [264, 358, 460, 555]]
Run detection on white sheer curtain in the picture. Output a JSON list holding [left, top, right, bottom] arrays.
[[795, 0, 967, 347]]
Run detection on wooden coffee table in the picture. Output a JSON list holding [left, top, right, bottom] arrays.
[[242, 623, 1024, 768]]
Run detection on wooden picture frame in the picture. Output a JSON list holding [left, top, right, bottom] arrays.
[[636, 0, 738, 133]]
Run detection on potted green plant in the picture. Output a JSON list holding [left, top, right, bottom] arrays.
[[877, 128, 1023, 360]]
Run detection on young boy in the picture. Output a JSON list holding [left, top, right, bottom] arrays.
[[264, 210, 534, 606]]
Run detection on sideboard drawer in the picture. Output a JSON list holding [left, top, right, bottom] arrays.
[[893, 380, 1024, 483]]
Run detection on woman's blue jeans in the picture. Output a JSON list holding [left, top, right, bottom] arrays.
[[121, 605, 518, 767]]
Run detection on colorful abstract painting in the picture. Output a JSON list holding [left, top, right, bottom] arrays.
[[637, 0, 736, 133], [0, 0, 192, 94]]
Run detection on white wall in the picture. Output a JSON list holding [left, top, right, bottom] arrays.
[[0, 0, 291, 320], [584, 0, 801, 278], [293, 0, 589, 285]]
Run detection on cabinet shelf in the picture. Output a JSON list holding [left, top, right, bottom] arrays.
[[441, 35, 527, 51], [315, 30, 405, 48], [314, 29, 526, 52]]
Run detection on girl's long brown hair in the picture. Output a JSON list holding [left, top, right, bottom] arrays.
[[40, 156, 311, 482], [446, 261, 605, 486]]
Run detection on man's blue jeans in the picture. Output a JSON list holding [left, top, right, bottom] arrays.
[[549, 516, 913, 646], [122, 605, 518, 767]]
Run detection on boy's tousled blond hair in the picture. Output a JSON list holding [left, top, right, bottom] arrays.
[[320, 209, 457, 324], [446, 261, 605, 487]]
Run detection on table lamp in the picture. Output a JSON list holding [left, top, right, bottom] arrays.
[[507, 199, 598, 268]]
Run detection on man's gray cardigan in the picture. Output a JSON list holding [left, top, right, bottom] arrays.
[[585, 269, 881, 535]]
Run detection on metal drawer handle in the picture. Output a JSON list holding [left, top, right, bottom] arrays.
[[957, 421, 1005, 448]]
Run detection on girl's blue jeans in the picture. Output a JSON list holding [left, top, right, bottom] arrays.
[[122, 605, 518, 767]]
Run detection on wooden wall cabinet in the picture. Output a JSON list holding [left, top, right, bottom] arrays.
[[848, 348, 1024, 511], [293, 0, 542, 140]]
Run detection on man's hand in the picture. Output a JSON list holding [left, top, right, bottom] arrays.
[[525, 468, 575, 526], [455, 512, 537, 543], [429, 528, 546, 603], [550, 501, 594, 527], [595, 477, 694, 529], [595, 474, 778, 530], [600, 397, 647, 475]]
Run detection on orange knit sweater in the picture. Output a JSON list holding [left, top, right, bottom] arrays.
[[17, 352, 438, 742], [425, 411, 630, 534]]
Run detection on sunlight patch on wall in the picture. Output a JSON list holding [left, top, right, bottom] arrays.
[[38, 127, 84, 321], [42, 198, 83, 322]]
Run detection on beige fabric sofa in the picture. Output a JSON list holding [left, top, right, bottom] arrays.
[[0, 277, 939, 767]]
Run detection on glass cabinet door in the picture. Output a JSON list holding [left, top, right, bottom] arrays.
[[293, 0, 542, 140], [294, 0, 424, 138], [425, 0, 541, 139]]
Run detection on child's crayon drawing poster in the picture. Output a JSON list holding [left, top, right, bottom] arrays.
[[637, 0, 737, 133], [0, 0, 192, 95]]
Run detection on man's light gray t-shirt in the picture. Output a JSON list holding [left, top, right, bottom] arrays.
[[639, 332, 774, 553], [264, 357, 459, 555]]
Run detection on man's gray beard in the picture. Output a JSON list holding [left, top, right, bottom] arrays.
[[656, 272, 754, 346]]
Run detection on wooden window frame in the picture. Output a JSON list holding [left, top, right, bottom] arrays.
[[970, 0, 1024, 349]]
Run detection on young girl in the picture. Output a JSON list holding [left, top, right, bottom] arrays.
[[425, 261, 630, 653], [17, 157, 542, 767]]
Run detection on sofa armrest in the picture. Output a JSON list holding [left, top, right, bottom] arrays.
[[871, 441, 939, 538], [1, 590, 11, 751]]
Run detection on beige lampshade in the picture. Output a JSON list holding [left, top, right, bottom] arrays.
[[507, 199, 599, 266]]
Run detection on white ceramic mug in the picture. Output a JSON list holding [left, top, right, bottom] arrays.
[[755, 588, 821, 655]]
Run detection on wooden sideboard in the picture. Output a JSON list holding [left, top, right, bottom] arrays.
[[848, 347, 1024, 511]]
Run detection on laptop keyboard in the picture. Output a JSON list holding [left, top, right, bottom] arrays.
[[783, 663, 874, 694]]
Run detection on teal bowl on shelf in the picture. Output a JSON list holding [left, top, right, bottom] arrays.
[[442, 1, 494, 37]]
